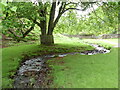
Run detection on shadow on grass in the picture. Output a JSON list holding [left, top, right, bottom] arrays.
[[2, 41, 94, 88]]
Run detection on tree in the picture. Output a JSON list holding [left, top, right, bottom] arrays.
[[88, 2, 119, 34], [2, 1, 95, 45], [54, 2, 119, 36], [54, 10, 78, 35], [31, 1, 95, 45], [70, 2, 119, 35], [101, 2, 119, 34], [2, 2, 36, 42]]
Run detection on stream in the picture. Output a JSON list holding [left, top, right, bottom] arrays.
[[14, 43, 110, 88]]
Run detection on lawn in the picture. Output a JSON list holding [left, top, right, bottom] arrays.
[[104, 39, 118, 43], [46, 38, 118, 88], [47, 48, 118, 88], [2, 35, 118, 88], [82, 38, 118, 48], [2, 35, 94, 88]]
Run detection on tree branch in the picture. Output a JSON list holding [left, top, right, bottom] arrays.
[[52, 2, 66, 31], [23, 24, 35, 38], [8, 29, 18, 38], [54, 13, 62, 28], [30, 18, 40, 26], [47, 2, 56, 35], [58, 2, 65, 14], [65, 2, 78, 6], [91, 5, 106, 23], [62, 8, 82, 13], [53, 2, 81, 30]]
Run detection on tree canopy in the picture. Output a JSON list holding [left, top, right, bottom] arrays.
[[1, 1, 119, 44]]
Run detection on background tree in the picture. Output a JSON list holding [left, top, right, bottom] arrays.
[[36, 1, 95, 45], [54, 10, 78, 34], [2, 2, 37, 42], [54, 2, 119, 35]]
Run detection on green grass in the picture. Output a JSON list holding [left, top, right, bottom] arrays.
[[82, 39, 118, 49], [2, 35, 94, 88], [48, 48, 118, 88], [104, 39, 118, 43], [2, 44, 39, 88]]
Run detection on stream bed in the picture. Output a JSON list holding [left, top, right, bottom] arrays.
[[14, 43, 110, 88]]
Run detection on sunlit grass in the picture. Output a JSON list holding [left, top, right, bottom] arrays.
[[104, 39, 118, 43], [82, 39, 118, 49], [48, 48, 118, 88]]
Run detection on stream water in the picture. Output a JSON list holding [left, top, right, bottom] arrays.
[[14, 43, 110, 88]]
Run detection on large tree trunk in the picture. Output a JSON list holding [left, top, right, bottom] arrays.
[[39, 2, 56, 45], [40, 35, 54, 45]]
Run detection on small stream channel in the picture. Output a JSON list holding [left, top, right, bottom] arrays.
[[14, 43, 110, 88]]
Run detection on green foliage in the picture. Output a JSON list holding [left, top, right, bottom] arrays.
[[54, 2, 119, 35], [54, 10, 78, 34], [1, 2, 45, 41], [86, 2, 119, 35], [1, 2, 119, 42], [1, 2, 52, 42]]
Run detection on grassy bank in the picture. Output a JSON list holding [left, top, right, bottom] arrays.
[[2, 35, 94, 88], [82, 39, 118, 49], [104, 39, 118, 43], [48, 48, 118, 88], [47, 37, 118, 88]]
